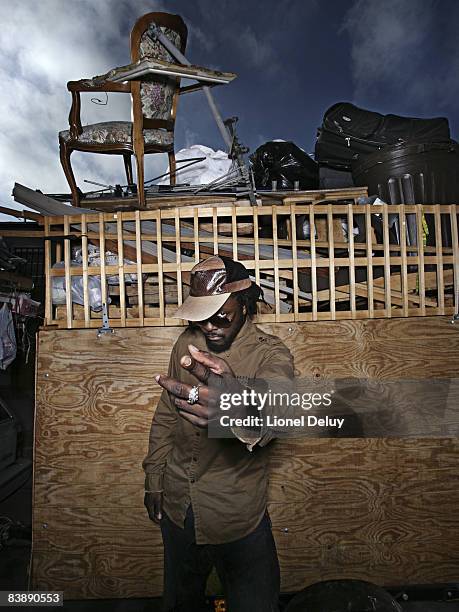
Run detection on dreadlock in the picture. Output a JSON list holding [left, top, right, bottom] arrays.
[[233, 282, 268, 317]]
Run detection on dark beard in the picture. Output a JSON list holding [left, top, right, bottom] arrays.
[[205, 337, 233, 353], [200, 312, 246, 354]]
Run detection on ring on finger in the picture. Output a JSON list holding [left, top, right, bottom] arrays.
[[188, 385, 200, 405]]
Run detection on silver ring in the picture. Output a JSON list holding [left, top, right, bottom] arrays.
[[188, 385, 200, 405]]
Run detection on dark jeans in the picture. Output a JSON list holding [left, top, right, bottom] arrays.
[[160, 504, 280, 612]]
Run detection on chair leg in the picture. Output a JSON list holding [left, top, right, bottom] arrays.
[[59, 140, 80, 207], [135, 149, 146, 208], [168, 152, 176, 186], [123, 153, 133, 185]]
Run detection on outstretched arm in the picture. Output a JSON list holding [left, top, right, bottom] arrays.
[[142, 342, 179, 522]]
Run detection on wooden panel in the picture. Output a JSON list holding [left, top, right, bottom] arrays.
[[29, 570, 161, 600], [276, 540, 459, 592], [34, 506, 159, 533], [32, 319, 459, 598], [34, 437, 151, 484], [269, 495, 459, 549]]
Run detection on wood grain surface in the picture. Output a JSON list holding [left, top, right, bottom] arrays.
[[32, 317, 459, 598]]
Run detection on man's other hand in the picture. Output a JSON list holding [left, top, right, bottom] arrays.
[[144, 491, 163, 524], [154, 345, 238, 428], [183, 344, 235, 378]]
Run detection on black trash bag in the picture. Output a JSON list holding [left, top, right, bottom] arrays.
[[250, 141, 319, 190], [285, 579, 403, 612]]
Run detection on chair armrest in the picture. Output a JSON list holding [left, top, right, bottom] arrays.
[[67, 79, 131, 93], [65, 77, 131, 140]]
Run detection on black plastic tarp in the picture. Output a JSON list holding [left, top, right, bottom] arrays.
[[250, 141, 319, 190]]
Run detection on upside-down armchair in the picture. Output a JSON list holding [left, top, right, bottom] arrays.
[[59, 12, 188, 207]]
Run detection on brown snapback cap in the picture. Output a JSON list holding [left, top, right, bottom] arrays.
[[174, 255, 252, 321]]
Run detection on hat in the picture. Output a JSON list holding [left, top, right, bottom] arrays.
[[174, 255, 252, 321]]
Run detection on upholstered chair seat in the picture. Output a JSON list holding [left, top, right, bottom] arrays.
[[59, 121, 174, 147]]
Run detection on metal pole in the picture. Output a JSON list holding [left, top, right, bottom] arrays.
[[149, 25, 232, 147], [149, 25, 256, 204]]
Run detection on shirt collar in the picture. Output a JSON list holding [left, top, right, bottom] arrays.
[[227, 316, 256, 352]]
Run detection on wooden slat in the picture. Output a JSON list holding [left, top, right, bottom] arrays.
[[98, 213, 107, 310], [414, 205, 426, 315], [310, 206, 317, 320], [45, 202, 458, 227], [434, 207, 445, 314], [48, 232, 453, 251], [156, 211, 165, 325], [290, 205, 299, 318], [382, 203, 392, 317], [49, 305, 456, 325], [450, 205, 459, 316], [193, 208, 200, 263], [174, 209, 183, 309], [45, 227, 451, 252], [253, 207, 261, 290], [135, 211, 144, 327], [365, 205, 374, 317], [63, 216, 72, 329], [347, 202, 356, 317], [0, 229, 44, 237], [272, 205, 280, 321], [327, 207, 336, 319], [325, 281, 437, 308], [399, 203, 409, 316], [81, 215, 90, 327], [212, 208, 218, 255], [116, 212, 126, 327], [279, 186, 368, 204], [44, 217, 52, 325], [231, 205, 238, 260]]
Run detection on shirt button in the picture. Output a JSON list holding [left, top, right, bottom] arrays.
[[195, 431, 200, 437], [192, 457, 197, 462], [190, 478, 195, 483]]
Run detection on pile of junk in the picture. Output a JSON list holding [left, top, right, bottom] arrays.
[[251, 101, 459, 247], [40, 100, 459, 315], [9, 11, 459, 318]]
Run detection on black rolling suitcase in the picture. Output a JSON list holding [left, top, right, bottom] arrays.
[[315, 102, 451, 170]]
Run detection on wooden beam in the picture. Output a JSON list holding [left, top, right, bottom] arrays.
[[0, 205, 42, 223]]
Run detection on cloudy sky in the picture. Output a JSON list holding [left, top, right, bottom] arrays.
[[1, 0, 458, 221]]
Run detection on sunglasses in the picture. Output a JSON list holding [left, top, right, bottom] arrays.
[[195, 310, 235, 329]]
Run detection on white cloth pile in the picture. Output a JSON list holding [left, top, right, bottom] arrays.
[[157, 144, 232, 185]]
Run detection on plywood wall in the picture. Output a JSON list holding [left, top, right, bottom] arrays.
[[31, 317, 459, 598]]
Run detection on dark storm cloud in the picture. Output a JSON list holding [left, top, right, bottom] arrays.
[[343, 0, 459, 126]]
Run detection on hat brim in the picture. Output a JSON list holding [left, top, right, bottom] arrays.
[[174, 293, 231, 322]]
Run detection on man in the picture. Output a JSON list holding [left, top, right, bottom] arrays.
[[142, 255, 294, 612]]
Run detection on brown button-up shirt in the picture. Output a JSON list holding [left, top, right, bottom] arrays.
[[142, 317, 294, 544]]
